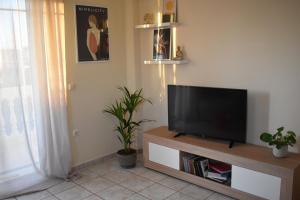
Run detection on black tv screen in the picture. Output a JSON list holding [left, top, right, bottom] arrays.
[[168, 85, 247, 143]]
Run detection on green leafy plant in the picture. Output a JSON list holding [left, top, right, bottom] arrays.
[[260, 127, 296, 149], [103, 87, 152, 154]]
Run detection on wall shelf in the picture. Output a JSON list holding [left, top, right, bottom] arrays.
[[135, 22, 179, 29], [144, 60, 188, 65]]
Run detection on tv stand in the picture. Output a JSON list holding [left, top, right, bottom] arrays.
[[143, 126, 300, 200], [229, 140, 234, 148]]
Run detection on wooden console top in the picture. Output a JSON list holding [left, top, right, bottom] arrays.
[[145, 126, 300, 171]]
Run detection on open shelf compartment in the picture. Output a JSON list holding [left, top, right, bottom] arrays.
[[180, 151, 232, 187]]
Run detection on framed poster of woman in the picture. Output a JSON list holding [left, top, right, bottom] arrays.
[[75, 5, 109, 62]]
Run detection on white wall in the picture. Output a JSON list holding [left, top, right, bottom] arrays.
[[135, 0, 300, 152], [65, 0, 127, 166], [65, 0, 300, 166]]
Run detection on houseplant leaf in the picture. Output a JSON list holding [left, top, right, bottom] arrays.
[[260, 132, 272, 143]]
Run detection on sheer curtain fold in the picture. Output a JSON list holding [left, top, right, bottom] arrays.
[[0, 0, 71, 198], [28, 0, 71, 178]]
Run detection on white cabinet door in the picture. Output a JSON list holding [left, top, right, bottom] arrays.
[[231, 165, 281, 200], [149, 143, 180, 170]]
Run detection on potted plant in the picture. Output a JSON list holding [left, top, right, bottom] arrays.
[[103, 87, 151, 168], [260, 127, 296, 158]]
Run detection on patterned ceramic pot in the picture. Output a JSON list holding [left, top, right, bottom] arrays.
[[272, 145, 288, 158]]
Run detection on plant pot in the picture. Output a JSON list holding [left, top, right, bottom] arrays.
[[272, 145, 288, 158], [116, 149, 137, 169]]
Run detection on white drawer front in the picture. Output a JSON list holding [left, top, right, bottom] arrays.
[[149, 143, 179, 170], [231, 165, 281, 200]]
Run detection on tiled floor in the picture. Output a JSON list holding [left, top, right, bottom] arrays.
[[8, 154, 235, 200]]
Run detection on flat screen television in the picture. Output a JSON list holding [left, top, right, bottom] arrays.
[[168, 85, 247, 147]]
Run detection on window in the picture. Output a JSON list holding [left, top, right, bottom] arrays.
[[0, 0, 38, 183]]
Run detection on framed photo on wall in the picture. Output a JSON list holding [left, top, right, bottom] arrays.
[[153, 28, 172, 60], [75, 5, 109, 62]]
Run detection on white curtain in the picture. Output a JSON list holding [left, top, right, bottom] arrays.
[[0, 0, 71, 198]]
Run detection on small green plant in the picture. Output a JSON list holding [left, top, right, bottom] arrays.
[[103, 87, 152, 154], [260, 127, 296, 149]]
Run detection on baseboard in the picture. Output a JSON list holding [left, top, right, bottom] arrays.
[[71, 153, 116, 172], [71, 148, 143, 172]]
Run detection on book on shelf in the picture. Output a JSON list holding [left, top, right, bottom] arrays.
[[209, 161, 231, 174], [188, 158, 195, 174], [199, 159, 209, 178], [182, 155, 208, 178], [194, 157, 204, 177], [182, 155, 196, 174], [207, 172, 227, 181], [207, 177, 228, 184]]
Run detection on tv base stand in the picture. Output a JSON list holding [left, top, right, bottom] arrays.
[[229, 140, 234, 148], [143, 126, 300, 200], [173, 132, 186, 138]]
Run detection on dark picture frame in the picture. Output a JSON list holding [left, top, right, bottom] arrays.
[[75, 5, 109, 62], [153, 28, 172, 60]]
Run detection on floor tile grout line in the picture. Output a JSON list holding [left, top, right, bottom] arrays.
[[19, 160, 231, 200], [53, 179, 100, 200], [204, 192, 216, 200], [74, 160, 193, 198], [79, 165, 160, 193], [51, 155, 220, 200], [175, 183, 215, 200], [70, 173, 144, 200], [13, 156, 230, 200], [118, 177, 156, 193], [133, 171, 192, 192], [74, 159, 207, 200], [47, 180, 79, 196], [90, 183, 145, 200], [71, 165, 176, 200]]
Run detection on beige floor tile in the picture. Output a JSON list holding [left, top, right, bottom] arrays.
[[165, 192, 196, 200], [88, 158, 122, 176], [55, 186, 91, 200], [16, 191, 52, 200], [119, 175, 154, 192], [139, 183, 176, 200], [127, 164, 150, 176], [48, 181, 76, 195], [42, 196, 58, 200], [96, 185, 134, 200], [159, 176, 189, 191], [72, 168, 99, 184], [127, 193, 149, 200], [102, 170, 133, 183], [206, 193, 235, 200], [82, 195, 103, 200], [139, 170, 167, 182], [80, 177, 115, 193], [180, 185, 214, 200]]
